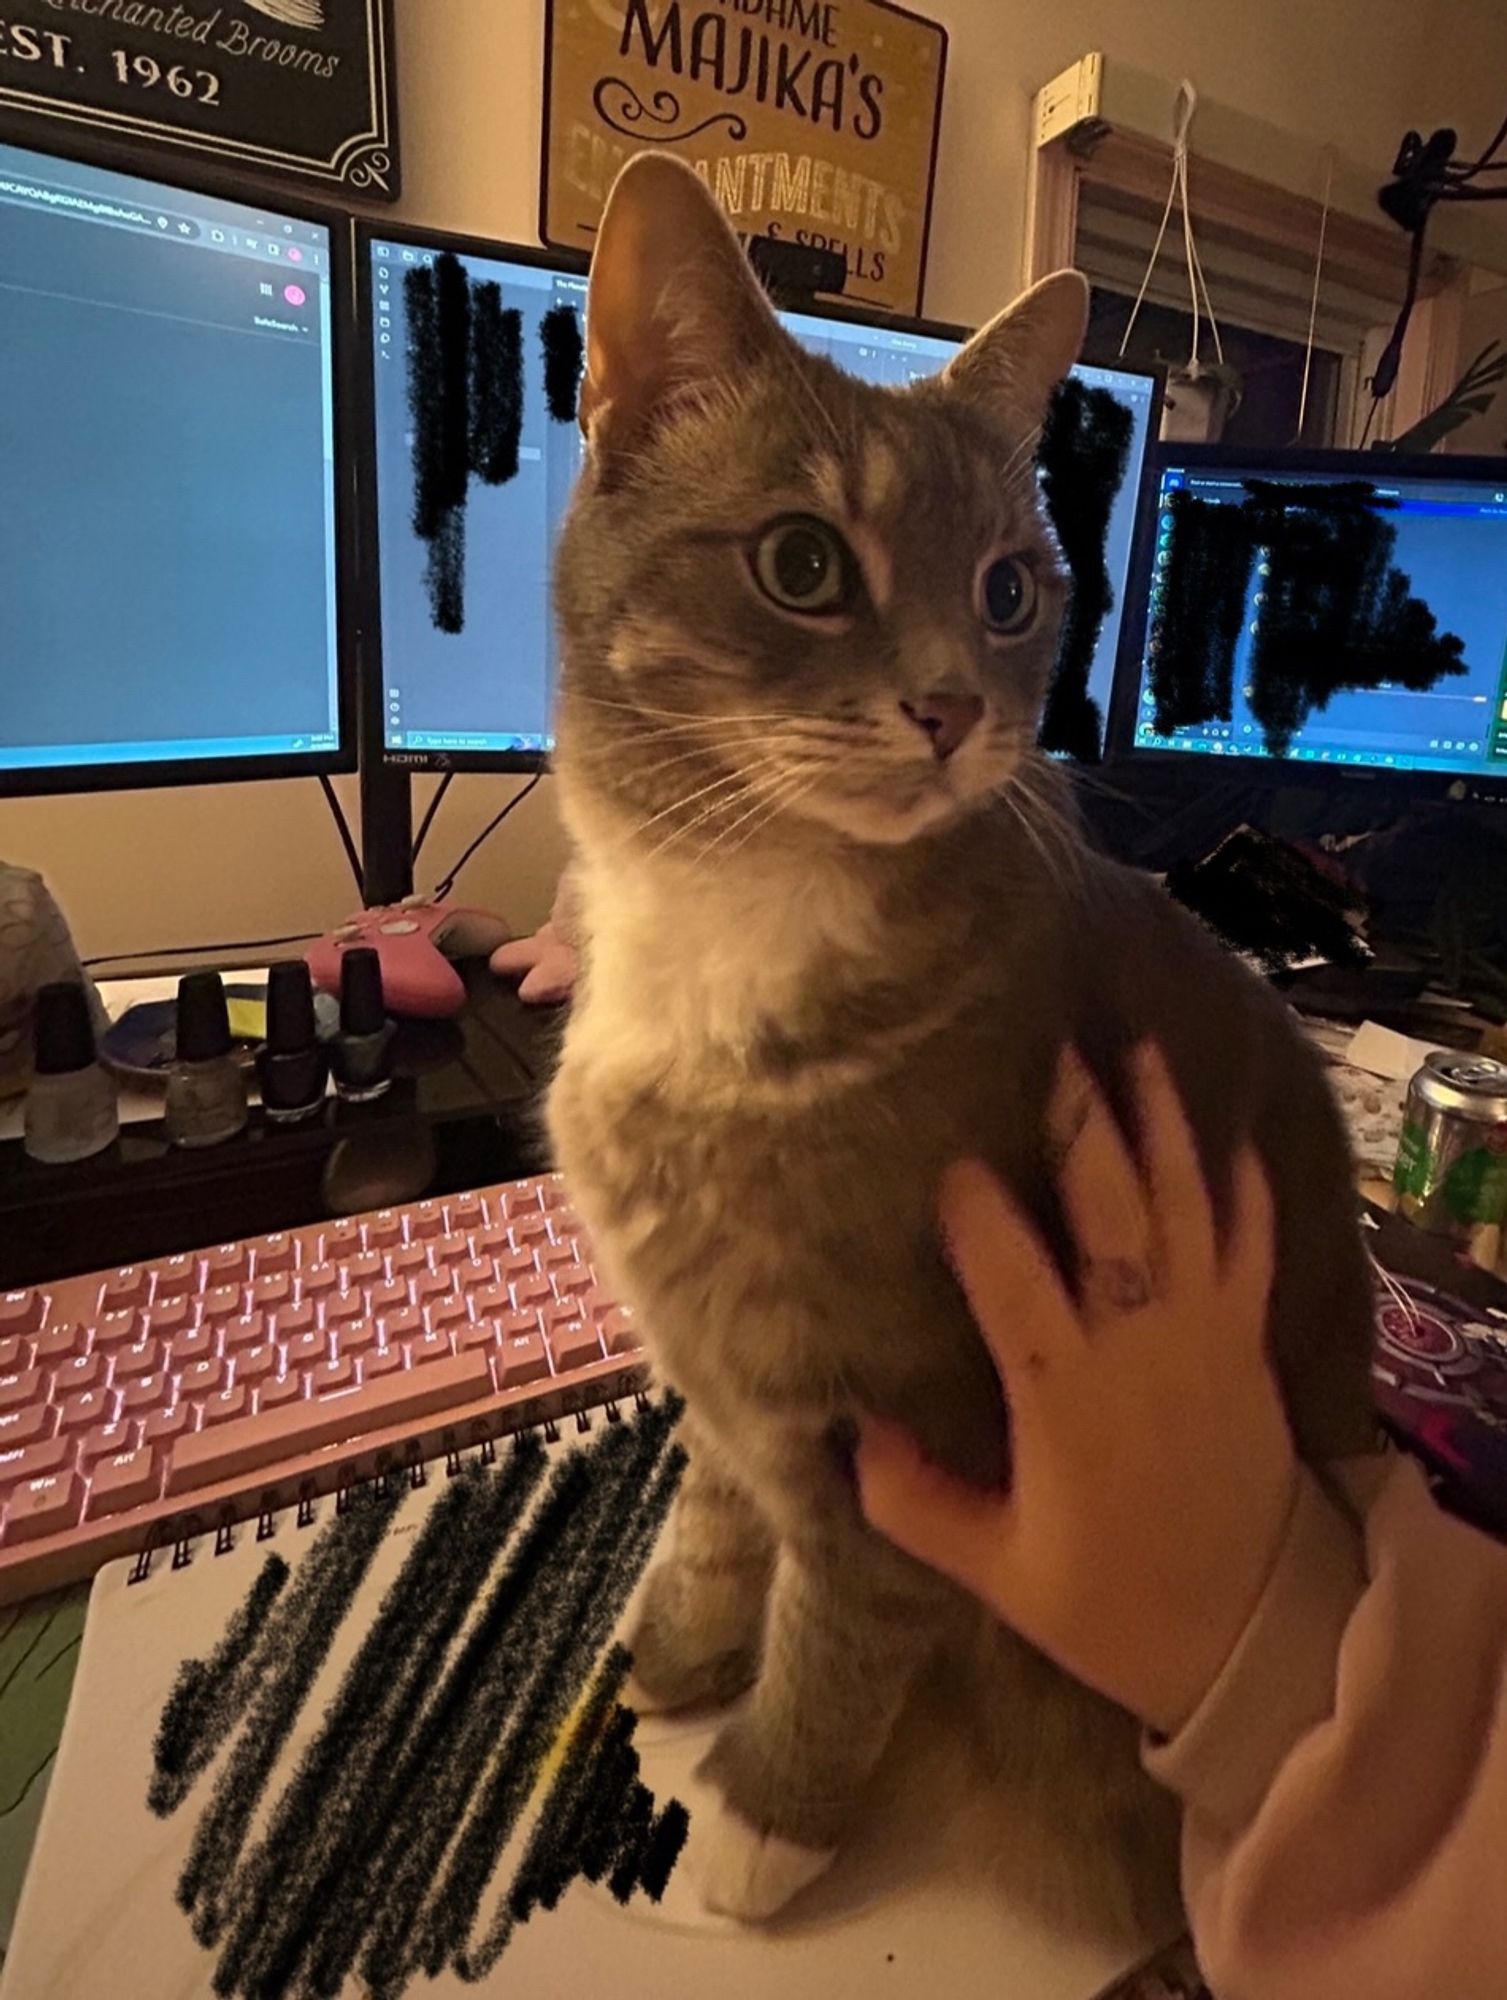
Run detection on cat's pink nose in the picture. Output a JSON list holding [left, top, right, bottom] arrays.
[[900, 693, 985, 762]]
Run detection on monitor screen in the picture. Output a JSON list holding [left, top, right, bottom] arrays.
[[1125, 454, 1507, 780], [0, 140, 346, 791], [365, 231, 1158, 767]]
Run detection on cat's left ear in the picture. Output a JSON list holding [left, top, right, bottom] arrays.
[[579, 151, 788, 471], [941, 271, 1090, 427]]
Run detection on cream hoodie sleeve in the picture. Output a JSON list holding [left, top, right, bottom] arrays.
[[1144, 1453, 1507, 2000]]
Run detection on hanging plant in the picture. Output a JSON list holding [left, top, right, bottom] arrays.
[[1374, 340, 1507, 454]]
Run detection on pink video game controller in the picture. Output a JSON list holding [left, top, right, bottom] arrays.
[[306, 898, 513, 1020]]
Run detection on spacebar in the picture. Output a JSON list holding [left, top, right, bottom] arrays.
[[167, 1353, 493, 1495]]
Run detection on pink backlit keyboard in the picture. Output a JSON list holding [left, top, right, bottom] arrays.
[[0, 1174, 645, 1604]]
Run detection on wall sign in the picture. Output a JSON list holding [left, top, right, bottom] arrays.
[[0, 0, 398, 198], [542, 0, 947, 317]]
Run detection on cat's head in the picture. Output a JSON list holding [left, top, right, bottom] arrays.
[[554, 154, 1086, 854]]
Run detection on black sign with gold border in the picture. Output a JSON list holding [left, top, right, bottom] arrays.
[[0, 0, 398, 198]]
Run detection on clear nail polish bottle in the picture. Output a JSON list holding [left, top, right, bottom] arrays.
[[24, 981, 119, 1165], [166, 972, 248, 1148]]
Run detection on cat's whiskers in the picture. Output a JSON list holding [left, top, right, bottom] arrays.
[[694, 760, 827, 863], [575, 730, 812, 789], [639, 752, 815, 865], [999, 762, 1088, 893], [715, 766, 827, 859], [621, 750, 802, 851], [999, 422, 1044, 491]]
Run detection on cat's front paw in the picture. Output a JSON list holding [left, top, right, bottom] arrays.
[[623, 1562, 760, 1715], [681, 1783, 835, 1922]]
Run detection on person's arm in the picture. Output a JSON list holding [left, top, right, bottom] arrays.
[[857, 1043, 1507, 1999], [1147, 1450, 1507, 2000]]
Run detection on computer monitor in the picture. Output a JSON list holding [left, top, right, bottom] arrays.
[[1117, 446, 1507, 798], [358, 223, 1160, 770], [0, 137, 353, 797]]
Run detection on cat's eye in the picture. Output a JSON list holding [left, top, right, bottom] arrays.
[[979, 555, 1038, 636], [751, 517, 855, 617]]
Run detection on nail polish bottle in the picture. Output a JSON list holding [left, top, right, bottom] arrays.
[[331, 947, 394, 1102], [166, 971, 248, 1148], [257, 960, 328, 1122], [23, 981, 119, 1165]]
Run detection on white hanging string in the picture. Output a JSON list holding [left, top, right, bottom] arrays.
[[1119, 80, 1224, 368], [1296, 149, 1335, 439]]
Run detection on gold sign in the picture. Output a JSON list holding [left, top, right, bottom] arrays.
[[542, 0, 948, 317]]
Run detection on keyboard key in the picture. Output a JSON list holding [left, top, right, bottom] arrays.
[[168, 1327, 215, 1366], [79, 1421, 135, 1466], [432, 1233, 470, 1266], [365, 1212, 403, 1249], [32, 1321, 87, 1364], [93, 1310, 142, 1347], [409, 1329, 453, 1366], [323, 1292, 365, 1326], [600, 1308, 639, 1355], [368, 1280, 408, 1315], [88, 1449, 160, 1517], [285, 1331, 327, 1369], [504, 1185, 542, 1218], [255, 1234, 296, 1275], [180, 1357, 227, 1400], [346, 1252, 384, 1284], [0, 1337, 25, 1374], [142, 1404, 190, 1449], [382, 1306, 422, 1343], [59, 1388, 114, 1432], [391, 1246, 426, 1275], [0, 1291, 44, 1334], [331, 1321, 377, 1356], [500, 1249, 537, 1281], [0, 1371, 44, 1413], [154, 1255, 198, 1299], [121, 1371, 170, 1413], [231, 1343, 276, 1384], [474, 1226, 510, 1257], [251, 1274, 292, 1310], [273, 1301, 317, 1341], [547, 1321, 603, 1371], [0, 1436, 72, 1488], [0, 1403, 55, 1449], [540, 1179, 571, 1210], [98, 1270, 147, 1312], [202, 1384, 250, 1427], [454, 1259, 494, 1293], [413, 1270, 452, 1303], [497, 1309, 540, 1342], [54, 1353, 104, 1395], [426, 1297, 467, 1332], [168, 1350, 492, 1493], [408, 1203, 444, 1240], [205, 1243, 250, 1282], [319, 1222, 362, 1260], [511, 1215, 550, 1246], [539, 1242, 575, 1270], [300, 1264, 339, 1299], [459, 1320, 500, 1353], [553, 1264, 593, 1299], [222, 1313, 267, 1350], [258, 1375, 303, 1411], [201, 1285, 246, 1323], [449, 1194, 486, 1228], [467, 1282, 511, 1317], [6, 1470, 83, 1541], [311, 1357, 355, 1395], [144, 1298, 192, 1337], [363, 1346, 402, 1380], [511, 1273, 550, 1307], [498, 1334, 550, 1386], [114, 1337, 161, 1380]]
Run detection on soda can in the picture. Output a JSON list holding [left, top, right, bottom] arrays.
[[1393, 1051, 1507, 1242]]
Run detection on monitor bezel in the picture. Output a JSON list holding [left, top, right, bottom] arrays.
[[1105, 441, 1507, 803], [354, 215, 1165, 775], [0, 124, 360, 799]]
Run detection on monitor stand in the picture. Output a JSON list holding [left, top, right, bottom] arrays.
[[358, 758, 415, 907]]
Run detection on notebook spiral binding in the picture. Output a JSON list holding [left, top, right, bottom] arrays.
[[126, 1381, 652, 1587]]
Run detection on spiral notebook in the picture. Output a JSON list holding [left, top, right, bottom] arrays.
[[3, 1395, 1154, 2000]]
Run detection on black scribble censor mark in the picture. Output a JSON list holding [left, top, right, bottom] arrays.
[[1150, 479, 1468, 755], [541, 303, 585, 424], [149, 1401, 688, 1999], [1037, 379, 1134, 763]]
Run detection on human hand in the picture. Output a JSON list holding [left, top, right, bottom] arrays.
[[858, 1042, 1298, 1736]]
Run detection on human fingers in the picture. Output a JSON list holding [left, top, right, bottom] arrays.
[[1050, 1047, 1156, 1320], [1132, 1040, 1216, 1293], [856, 1418, 1014, 1605], [939, 1159, 1080, 1382]]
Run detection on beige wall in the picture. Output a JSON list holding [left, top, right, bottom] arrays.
[[3, 0, 1499, 960]]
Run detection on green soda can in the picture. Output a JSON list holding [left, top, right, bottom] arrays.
[[1393, 1051, 1507, 1241]]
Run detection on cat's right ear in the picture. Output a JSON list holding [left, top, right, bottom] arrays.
[[580, 152, 784, 472]]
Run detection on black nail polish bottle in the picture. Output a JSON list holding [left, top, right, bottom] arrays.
[[258, 960, 328, 1122], [331, 947, 394, 1102]]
